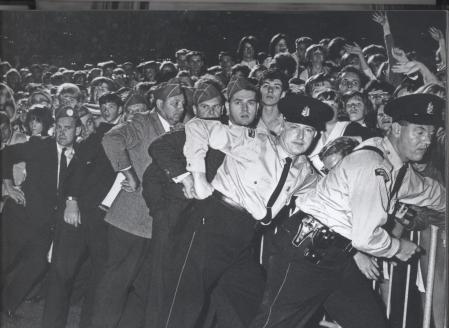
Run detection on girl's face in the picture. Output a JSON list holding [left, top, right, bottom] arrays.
[[345, 96, 366, 123], [275, 38, 288, 54], [29, 118, 44, 136]]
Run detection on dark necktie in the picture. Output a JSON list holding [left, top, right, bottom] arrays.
[[260, 157, 293, 226], [58, 147, 67, 191]]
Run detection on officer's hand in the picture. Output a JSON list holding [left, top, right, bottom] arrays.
[[181, 174, 196, 199], [121, 167, 140, 192], [64, 199, 81, 227], [395, 238, 421, 262], [353, 252, 380, 280], [3, 180, 26, 206], [192, 172, 214, 199]]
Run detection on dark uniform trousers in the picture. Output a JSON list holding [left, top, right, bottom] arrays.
[[1, 199, 53, 313], [249, 215, 388, 328], [87, 223, 150, 328], [162, 195, 265, 328], [41, 207, 109, 328]]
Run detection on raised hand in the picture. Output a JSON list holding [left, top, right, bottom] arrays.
[[429, 27, 444, 42], [391, 61, 420, 75], [372, 11, 387, 26], [344, 42, 363, 56], [392, 47, 408, 63]]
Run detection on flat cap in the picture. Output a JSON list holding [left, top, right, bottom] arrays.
[[278, 94, 334, 131], [384, 94, 444, 126]]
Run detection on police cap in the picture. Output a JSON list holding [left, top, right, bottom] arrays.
[[384, 94, 444, 126], [278, 94, 334, 131]]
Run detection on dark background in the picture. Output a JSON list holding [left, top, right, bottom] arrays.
[[0, 10, 446, 69]]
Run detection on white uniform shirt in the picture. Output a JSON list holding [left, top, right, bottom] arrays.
[[297, 137, 445, 258]]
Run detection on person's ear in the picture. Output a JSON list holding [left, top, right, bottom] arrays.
[[192, 105, 198, 116], [156, 99, 163, 111], [391, 122, 402, 137], [225, 102, 230, 115]]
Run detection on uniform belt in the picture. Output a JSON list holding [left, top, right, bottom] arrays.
[[296, 214, 355, 256], [212, 190, 247, 214]]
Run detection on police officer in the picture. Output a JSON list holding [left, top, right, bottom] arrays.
[[162, 93, 333, 328], [249, 93, 446, 328]]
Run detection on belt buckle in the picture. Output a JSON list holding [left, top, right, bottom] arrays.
[[292, 215, 320, 247]]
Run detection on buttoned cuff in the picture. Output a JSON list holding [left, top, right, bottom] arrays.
[[386, 237, 401, 258], [186, 158, 206, 173]]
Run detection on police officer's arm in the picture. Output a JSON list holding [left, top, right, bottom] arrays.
[[398, 168, 445, 212], [102, 114, 148, 191], [184, 117, 243, 198], [346, 154, 401, 258]]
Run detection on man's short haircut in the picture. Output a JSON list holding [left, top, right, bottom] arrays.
[[327, 37, 347, 62], [318, 136, 360, 161], [362, 44, 386, 58], [237, 35, 258, 60], [364, 79, 395, 95], [272, 53, 297, 78], [91, 76, 116, 91], [50, 72, 64, 86], [57, 83, 82, 100], [219, 51, 233, 61], [231, 64, 251, 78], [258, 68, 289, 91], [304, 72, 333, 96], [98, 92, 123, 107], [295, 36, 313, 47], [175, 48, 189, 58], [249, 65, 268, 79], [268, 33, 288, 57], [337, 65, 366, 87], [186, 51, 205, 62]]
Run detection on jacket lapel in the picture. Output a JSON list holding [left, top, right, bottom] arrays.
[[149, 110, 166, 136]]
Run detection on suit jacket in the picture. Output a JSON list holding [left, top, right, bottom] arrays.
[[77, 122, 116, 212], [1, 136, 82, 228], [102, 110, 165, 238]]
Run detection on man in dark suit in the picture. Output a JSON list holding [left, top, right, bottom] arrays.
[[41, 92, 123, 328], [1, 106, 82, 320], [87, 78, 187, 328]]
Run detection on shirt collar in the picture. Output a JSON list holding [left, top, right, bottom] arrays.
[[157, 112, 171, 133], [56, 142, 75, 156], [382, 137, 404, 170]]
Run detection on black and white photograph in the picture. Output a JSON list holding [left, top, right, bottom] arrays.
[[0, 7, 447, 328]]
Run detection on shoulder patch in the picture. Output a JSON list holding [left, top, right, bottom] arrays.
[[375, 168, 390, 182]]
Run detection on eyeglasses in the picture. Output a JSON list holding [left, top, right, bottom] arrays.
[[198, 103, 222, 112]]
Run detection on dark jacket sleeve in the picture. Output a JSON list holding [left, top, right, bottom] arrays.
[[148, 129, 187, 180], [1, 137, 41, 180]]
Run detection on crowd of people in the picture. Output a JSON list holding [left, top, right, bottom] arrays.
[[0, 11, 447, 328]]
